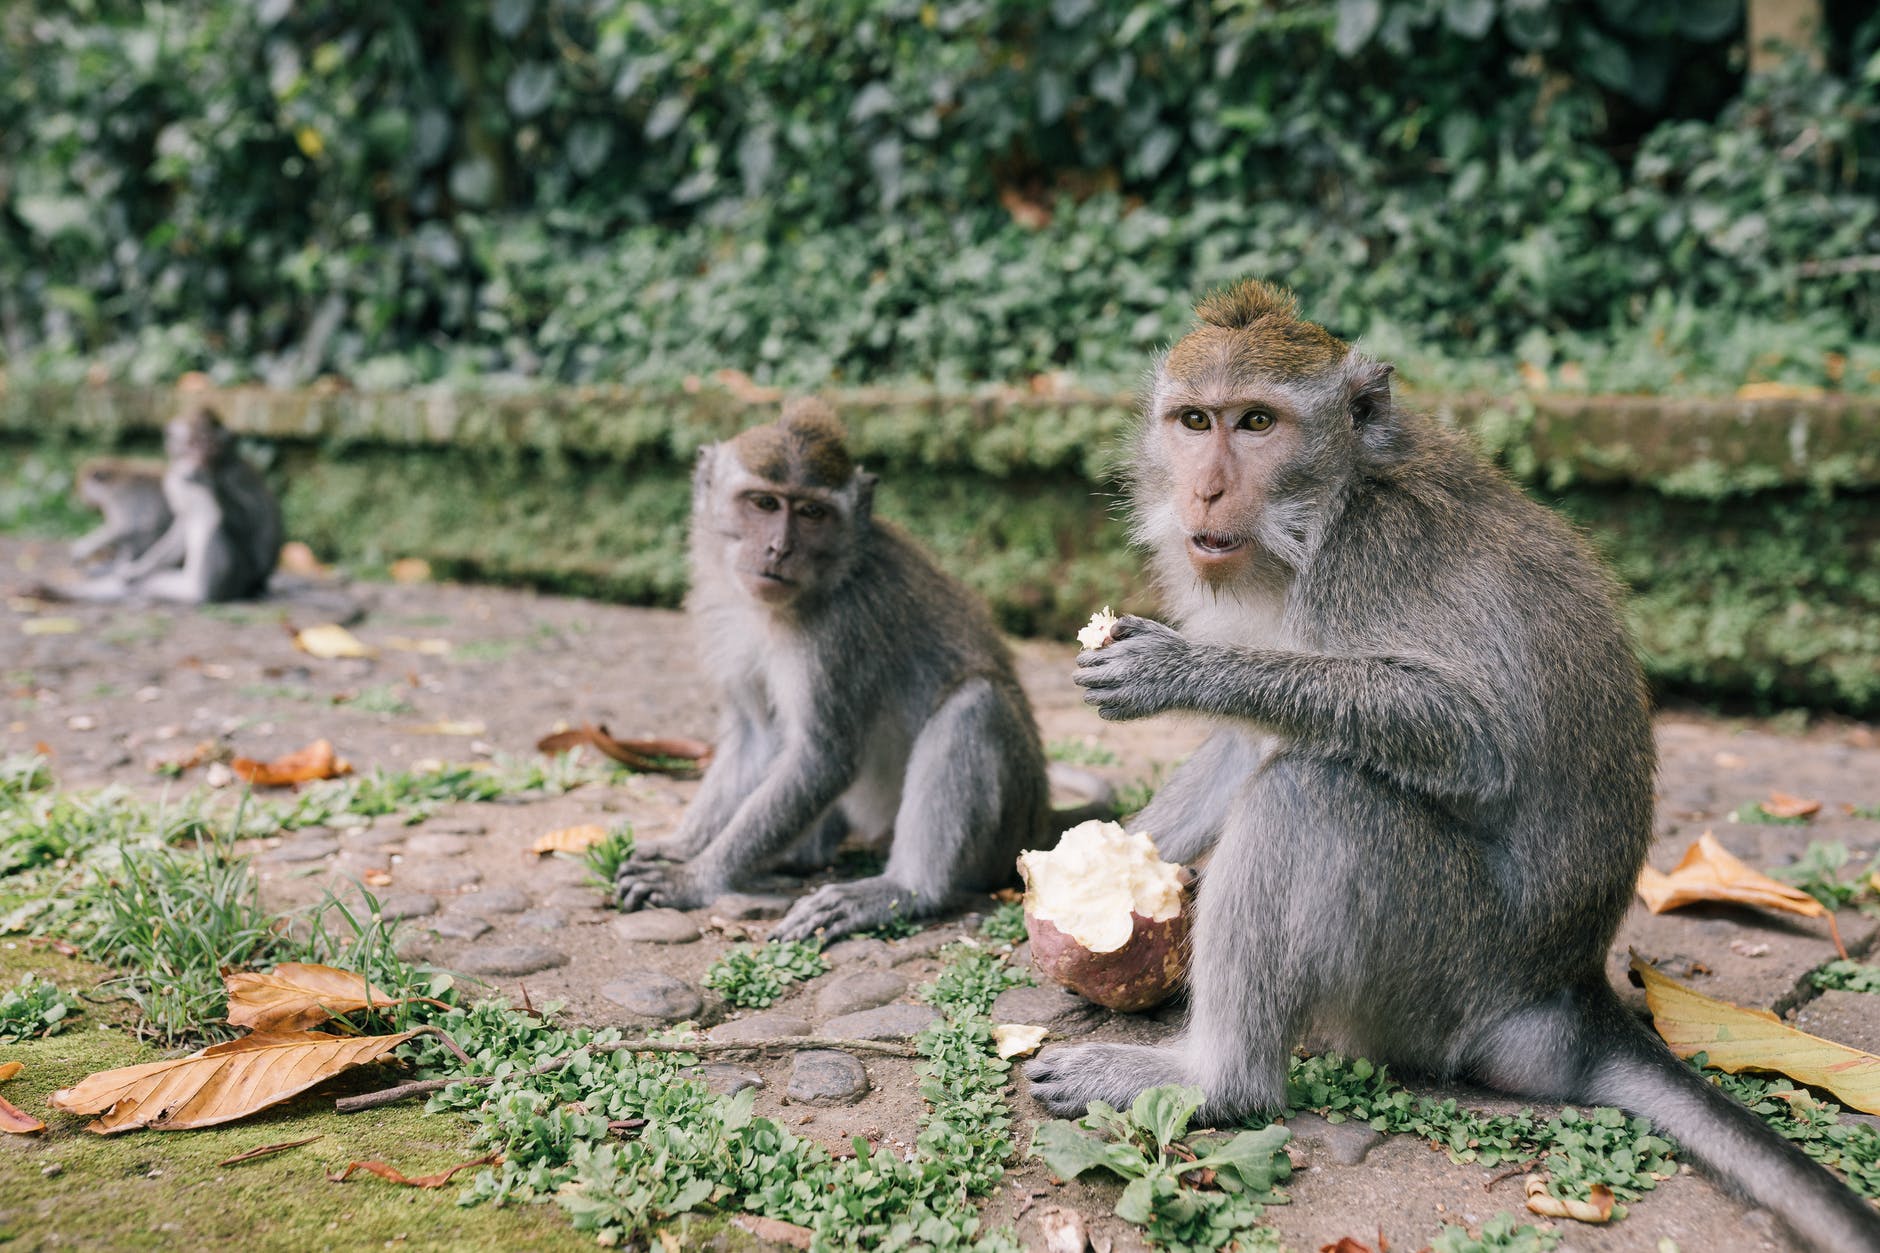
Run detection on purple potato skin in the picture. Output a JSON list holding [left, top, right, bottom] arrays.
[[1025, 907, 1190, 1012]]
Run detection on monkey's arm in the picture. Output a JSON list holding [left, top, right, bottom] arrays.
[[70, 522, 124, 564], [115, 519, 189, 582], [655, 708, 778, 860], [1077, 616, 1512, 803], [1127, 730, 1265, 864]]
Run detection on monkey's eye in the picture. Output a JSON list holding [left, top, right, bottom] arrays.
[[749, 494, 782, 513], [796, 502, 828, 521], [1177, 409, 1210, 432], [1238, 409, 1275, 432]]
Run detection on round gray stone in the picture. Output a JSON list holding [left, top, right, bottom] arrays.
[[695, 1063, 764, 1097], [1286, 1113, 1384, 1167], [262, 838, 338, 864], [815, 970, 909, 1018], [821, 1002, 939, 1041], [457, 943, 568, 976], [515, 908, 565, 931], [430, 914, 493, 941], [545, 885, 608, 909], [709, 892, 794, 921], [822, 937, 892, 967], [404, 832, 471, 857], [611, 910, 702, 944], [787, 1049, 869, 1105], [990, 984, 1107, 1037], [396, 860, 482, 892], [426, 819, 487, 836], [342, 826, 408, 850], [708, 1012, 813, 1043], [602, 972, 703, 1022], [374, 892, 438, 921], [890, 930, 958, 963], [454, 886, 531, 914]]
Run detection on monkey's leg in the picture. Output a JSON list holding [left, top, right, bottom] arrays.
[[115, 519, 188, 583], [771, 677, 1032, 943], [70, 523, 122, 564], [769, 809, 849, 876]]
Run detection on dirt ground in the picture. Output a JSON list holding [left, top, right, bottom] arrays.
[[5, 532, 1878, 1252]]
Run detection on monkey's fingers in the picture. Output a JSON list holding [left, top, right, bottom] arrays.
[[1106, 615, 1165, 642]]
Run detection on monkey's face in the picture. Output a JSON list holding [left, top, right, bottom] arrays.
[[703, 461, 866, 608], [164, 410, 227, 469]]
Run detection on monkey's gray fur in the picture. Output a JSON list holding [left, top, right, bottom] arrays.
[[614, 402, 1053, 942], [70, 459, 172, 570], [1026, 280, 1880, 1252]]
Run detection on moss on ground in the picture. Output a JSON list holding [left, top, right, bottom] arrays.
[[0, 946, 587, 1252]]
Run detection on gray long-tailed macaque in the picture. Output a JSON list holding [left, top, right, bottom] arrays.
[[1024, 280, 1880, 1251], [70, 459, 172, 569], [62, 403, 282, 604], [614, 399, 1052, 942]]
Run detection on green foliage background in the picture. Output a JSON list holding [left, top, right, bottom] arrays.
[[3, 0, 1878, 392]]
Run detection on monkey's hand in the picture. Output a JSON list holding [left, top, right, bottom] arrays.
[[1072, 615, 1194, 721], [613, 859, 717, 912]]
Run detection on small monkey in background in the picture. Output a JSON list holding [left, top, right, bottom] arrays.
[[1024, 280, 1880, 1251], [61, 403, 282, 604], [70, 459, 172, 569], [614, 399, 1052, 942]]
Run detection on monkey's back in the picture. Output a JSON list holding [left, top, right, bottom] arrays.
[[1310, 417, 1655, 963]]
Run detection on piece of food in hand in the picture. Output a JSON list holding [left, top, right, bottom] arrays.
[[1017, 819, 1189, 1012], [1077, 606, 1120, 650]]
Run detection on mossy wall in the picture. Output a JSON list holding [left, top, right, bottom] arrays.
[[4, 382, 1876, 713]]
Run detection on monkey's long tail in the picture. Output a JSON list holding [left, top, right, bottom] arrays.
[[1571, 982, 1880, 1252]]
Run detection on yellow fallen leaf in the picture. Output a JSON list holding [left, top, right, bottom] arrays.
[[388, 558, 432, 585], [277, 542, 329, 577], [1524, 1176, 1614, 1223], [1636, 831, 1842, 955], [385, 636, 452, 656], [225, 963, 408, 1033], [49, 1029, 419, 1132], [401, 719, 485, 736], [991, 1023, 1049, 1059], [21, 617, 81, 636], [293, 623, 377, 659], [531, 823, 608, 856], [1631, 955, 1880, 1114], [230, 739, 354, 787]]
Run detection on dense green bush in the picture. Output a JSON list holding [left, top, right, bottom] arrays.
[[2, 1, 1877, 391]]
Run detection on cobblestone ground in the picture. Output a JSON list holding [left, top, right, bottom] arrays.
[[5, 534, 1876, 1251]]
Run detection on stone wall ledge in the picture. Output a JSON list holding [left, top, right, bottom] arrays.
[[4, 380, 1876, 494]]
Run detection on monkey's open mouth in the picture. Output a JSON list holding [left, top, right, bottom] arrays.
[[1189, 532, 1245, 558]]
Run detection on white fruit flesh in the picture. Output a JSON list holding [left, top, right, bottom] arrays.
[[1018, 820, 1183, 953], [1076, 606, 1119, 650]]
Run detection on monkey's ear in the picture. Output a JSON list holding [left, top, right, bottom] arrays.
[[851, 470, 878, 529], [692, 443, 723, 496], [1345, 356, 1394, 430]]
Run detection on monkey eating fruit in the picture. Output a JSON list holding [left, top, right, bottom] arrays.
[[613, 399, 1056, 942], [1024, 279, 1880, 1252]]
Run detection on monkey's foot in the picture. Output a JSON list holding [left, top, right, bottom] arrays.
[[613, 861, 713, 912], [770, 877, 917, 944], [1024, 1043, 1189, 1117]]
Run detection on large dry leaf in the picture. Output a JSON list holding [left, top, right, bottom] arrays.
[[0, 1061, 44, 1135], [230, 739, 353, 787], [536, 722, 712, 776], [531, 823, 609, 856], [225, 963, 404, 1032], [1762, 790, 1821, 819], [1524, 1176, 1614, 1223], [218, 1134, 323, 1167], [1632, 956, 1880, 1114], [731, 1216, 814, 1249], [328, 1152, 499, 1188], [1636, 831, 1844, 956], [49, 1029, 418, 1133], [292, 623, 377, 659]]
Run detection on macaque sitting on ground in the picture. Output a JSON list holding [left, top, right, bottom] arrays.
[[1023, 279, 1880, 1252], [70, 459, 172, 569], [55, 403, 282, 604], [614, 399, 1053, 942]]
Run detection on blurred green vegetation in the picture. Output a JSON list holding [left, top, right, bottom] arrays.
[[2, 1, 1877, 393]]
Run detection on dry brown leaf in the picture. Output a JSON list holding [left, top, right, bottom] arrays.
[[362, 870, 392, 887], [531, 824, 608, 856], [401, 718, 484, 736], [388, 557, 432, 584], [277, 542, 329, 577], [292, 623, 377, 659], [0, 1062, 43, 1135], [1320, 1239, 1378, 1253], [1762, 790, 1821, 819], [731, 1216, 814, 1249], [1632, 955, 1880, 1114], [1523, 1176, 1615, 1223], [218, 1134, 323, 1167], [225, 963, 409, 1032], [230, 739, 354, 787], [49, 1029, 419, 1133], [385, 636, 452, 656], [1635, 831, 1844, 956], [536, 722, 712, 776], [328, 1152, 499, 1188]]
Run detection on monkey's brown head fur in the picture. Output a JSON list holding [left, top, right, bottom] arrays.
[[163, 401, 232, 468], [693, 398, 877, 611], [1131, 279, 1396, 611]]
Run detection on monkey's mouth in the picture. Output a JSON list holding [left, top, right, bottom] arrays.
[[1189, 532, 1246, 559]]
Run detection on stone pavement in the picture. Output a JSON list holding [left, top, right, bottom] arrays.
[[5, 534, 1877, 1250]]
